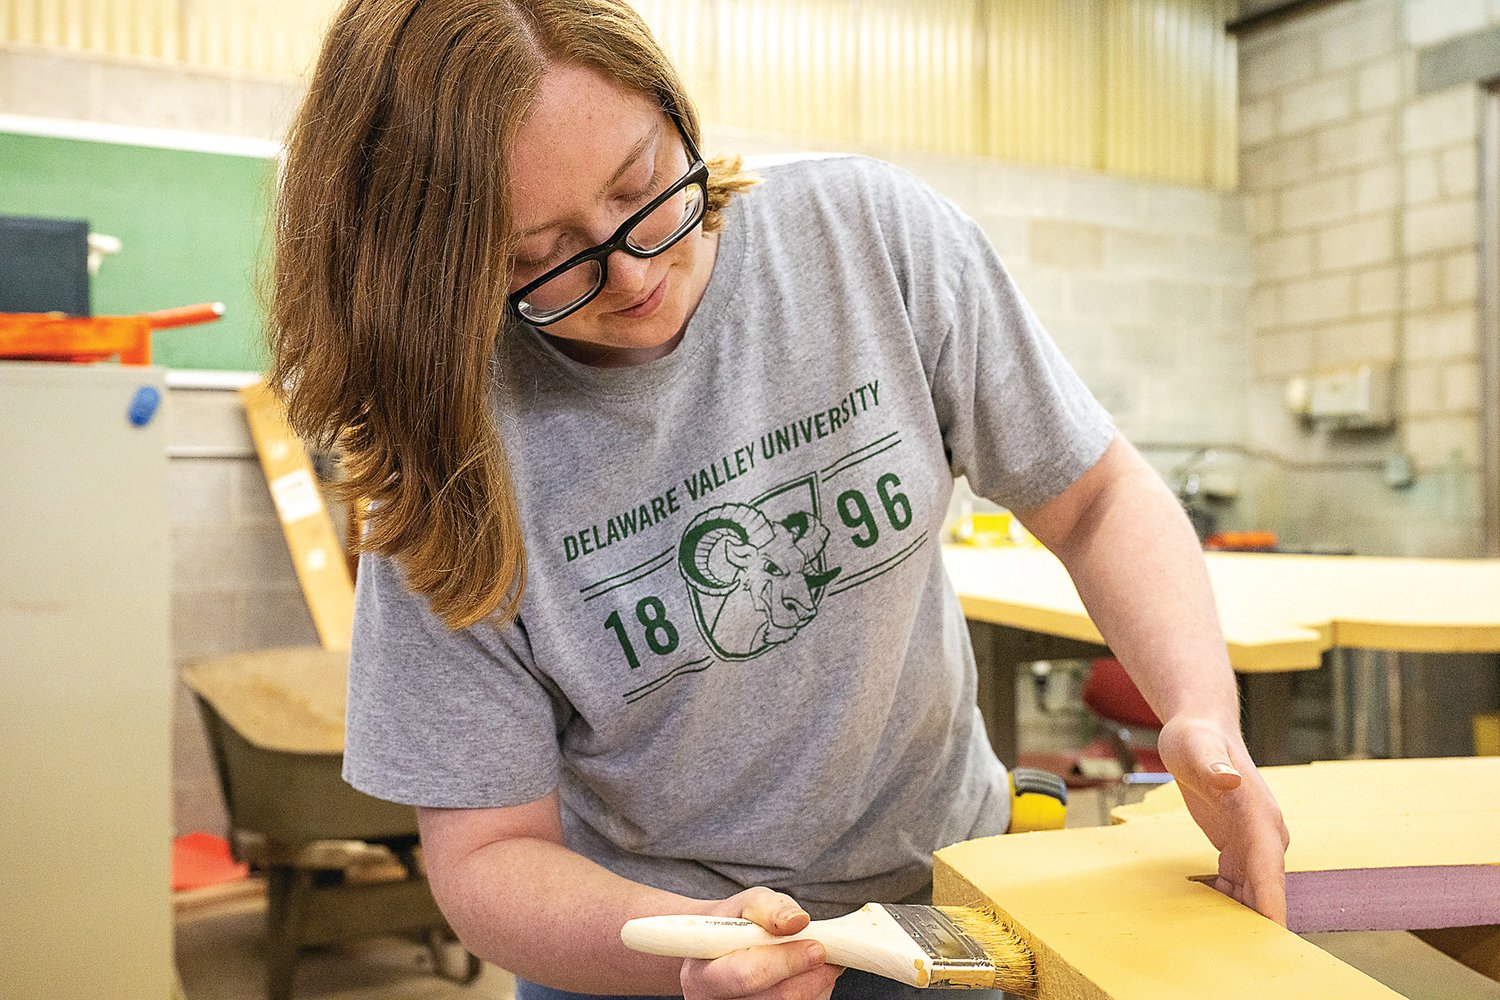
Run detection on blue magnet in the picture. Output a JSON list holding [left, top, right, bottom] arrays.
[[128, 385, 162, 427]]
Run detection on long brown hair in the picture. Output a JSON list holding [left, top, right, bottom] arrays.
[[268, 0, 754, 629]]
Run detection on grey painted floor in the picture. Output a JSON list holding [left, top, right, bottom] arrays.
[[1308, 930, 1500, 1000], [175, 892, 518, 1000]]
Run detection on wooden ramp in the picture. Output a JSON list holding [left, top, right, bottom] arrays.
[[934, 758, 1500, 999]]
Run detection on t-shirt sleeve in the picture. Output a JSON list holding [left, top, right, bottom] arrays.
[[893, 172, 1115, 510], [342, 551, 565, 808]]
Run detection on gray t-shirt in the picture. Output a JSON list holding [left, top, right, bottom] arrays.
[[344, 156, 1113, 918]]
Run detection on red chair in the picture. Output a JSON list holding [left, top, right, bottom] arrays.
[[1080, 657, 1165, 775], [1018, 658, 1165, 824]]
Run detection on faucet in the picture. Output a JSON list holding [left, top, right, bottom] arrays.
[[1170, 448, 1218, 542]]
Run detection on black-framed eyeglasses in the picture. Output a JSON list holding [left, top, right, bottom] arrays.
[[508, 115, 709, 326]]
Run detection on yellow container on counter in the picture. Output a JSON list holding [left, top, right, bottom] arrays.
[[1476, 712, 1500, 756], [951, 510, 1039, 548]]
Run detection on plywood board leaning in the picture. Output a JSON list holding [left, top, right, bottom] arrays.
[[241, 380, 355, 651]]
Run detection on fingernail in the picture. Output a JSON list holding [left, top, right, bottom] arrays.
[[806, 942, 826, 964], [1210, 762, 1240, 776], [777, 906, 803, 923]]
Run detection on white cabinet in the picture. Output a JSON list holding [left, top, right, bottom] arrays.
[[1, 362, 173, 1000]]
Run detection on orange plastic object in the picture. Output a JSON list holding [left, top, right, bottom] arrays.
[[0, 301, 224, 365], [1204, 529, 1279, 551]]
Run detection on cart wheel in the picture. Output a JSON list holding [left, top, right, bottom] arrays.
[[426, 927, 482, 985]]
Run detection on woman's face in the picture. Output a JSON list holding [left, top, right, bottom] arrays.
[[507, 63, 718, 366]]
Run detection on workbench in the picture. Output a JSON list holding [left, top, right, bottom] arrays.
[[933, 757, 1500, 1000], [942, 544, 1500, 765]]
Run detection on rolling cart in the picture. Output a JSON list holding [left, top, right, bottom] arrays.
[[182, 647, 481, 1000]]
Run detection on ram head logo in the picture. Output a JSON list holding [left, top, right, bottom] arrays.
[[678, 502, 842, 660]]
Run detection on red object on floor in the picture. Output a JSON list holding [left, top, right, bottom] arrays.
[[172, 832, 248, 892]]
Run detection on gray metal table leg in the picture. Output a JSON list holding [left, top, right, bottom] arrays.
[[969, 620, 1019, 766], [1329, 647, 1350, 759], [1241, 672, 1294, 766], [1350, 649, 1373, 759], [1385, 650, 1404, 758]]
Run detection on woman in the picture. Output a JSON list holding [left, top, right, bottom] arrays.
[[269, 2, 1289, 998]]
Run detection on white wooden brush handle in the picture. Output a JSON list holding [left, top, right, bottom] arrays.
[[620, 905, 925, 985], [621, 914, 810, 957]]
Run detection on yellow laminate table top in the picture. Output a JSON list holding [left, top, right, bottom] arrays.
[[934, 757, 1500, 1000], [942, 544, 1500, 673]]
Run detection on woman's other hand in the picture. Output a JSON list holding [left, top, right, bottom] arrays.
[[1157, 716, 1291, 926], [679, 887, 844, 1000]]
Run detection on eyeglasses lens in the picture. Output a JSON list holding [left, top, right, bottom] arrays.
[[627, 183, 705, 252], [520, 259, 603, 321]]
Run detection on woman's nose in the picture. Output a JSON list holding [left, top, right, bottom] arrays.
[[605, 248, 651, 297]]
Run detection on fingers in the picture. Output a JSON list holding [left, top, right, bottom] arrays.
[[682, 888, 840, 1000], [1218, 815, 1290, 929], [1205, 760, 1243, 792], [1194, 778, 1289, 928], [734, 886, 811, 936], [1252, 872, 1288, 927], [1215, 857, 1288, 927], [682, 943, 842, 1000], [1209, 819, 1287, 920]]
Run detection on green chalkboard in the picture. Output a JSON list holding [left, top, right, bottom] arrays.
[[0, 130, 278, 371]]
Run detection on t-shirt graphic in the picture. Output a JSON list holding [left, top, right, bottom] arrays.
[[677, 485, 842, 661], [571, 378, 932, 704]]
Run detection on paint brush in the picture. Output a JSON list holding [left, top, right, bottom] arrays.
[[621, 902, 1035, 992]]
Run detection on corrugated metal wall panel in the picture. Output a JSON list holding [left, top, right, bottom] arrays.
[[631, 0, 716, 122], [858, 0, 981, 155], [1211, 0, 1240, 187], [1100, 0, 1238, 187], [983, 0, 1101, 170], [0, 0, 325, 74], [179, 0, 332, 77], [2, 0, 1238, 188], [706, 0, 861, 145], [653, 0, 1237, 184], [6, 0, 178, 59]]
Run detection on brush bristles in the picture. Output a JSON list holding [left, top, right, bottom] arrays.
[[933, 905, 1037, 995]]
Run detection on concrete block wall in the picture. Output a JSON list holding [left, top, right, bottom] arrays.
[[1236, 2, 1497, 763], [1238, 0, 1488, 556], [0, 42, 299, 138], [712, 129, 1256, 498]]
